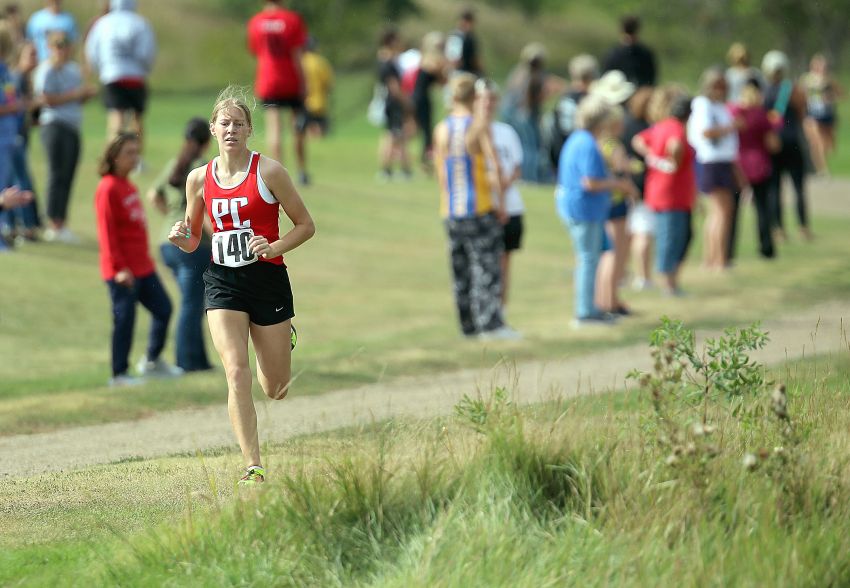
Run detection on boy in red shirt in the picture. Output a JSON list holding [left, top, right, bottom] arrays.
[[632, 94, 696, 296], [247, 0, 310, 185], [95, 133, 180, 385]]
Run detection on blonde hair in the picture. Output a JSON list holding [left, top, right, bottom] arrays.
[[520, 42, 546, 65], [450, 72, 476, 106], [569, 54, 599, 83], [210, 86, 255, 130], [421, 31, 444, 55], [420, 31, 446, 71], [575, 94, 616, 131], [648, 83, 687, 123], [699, 66, 725, 96], [727, 42, 749, 67]]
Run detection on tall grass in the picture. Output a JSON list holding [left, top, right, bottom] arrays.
[[87, 352, 850, 587]]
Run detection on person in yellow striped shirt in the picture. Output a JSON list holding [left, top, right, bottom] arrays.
[[433, 75, 520, 340]]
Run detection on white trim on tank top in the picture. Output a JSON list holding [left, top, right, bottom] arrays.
[[255, 161, 277, 205], [210, 151, 256, 190]]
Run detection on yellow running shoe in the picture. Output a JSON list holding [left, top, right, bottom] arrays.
[[237, 465, 266, 486]]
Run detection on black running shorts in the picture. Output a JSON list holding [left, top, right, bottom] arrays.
[[103, 83, 148, 113], [261, 96, 305, 110], [203, 261, 294, 326], [503, 214, 524, 252]]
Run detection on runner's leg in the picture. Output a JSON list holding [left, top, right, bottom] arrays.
[[250, 319, 292, 401], [207, 309, 259, 467]]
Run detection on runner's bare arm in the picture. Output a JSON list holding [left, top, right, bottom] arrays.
[[253, 156, 316, 258], [168, 165, 205, 252]]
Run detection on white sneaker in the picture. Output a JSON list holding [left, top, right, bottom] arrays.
[[109, 374, 145, 387], [570, 313, 618, 330], [136, 358, 184, 378], [45, 227, 79, 244], [632, 277, 654, 291], [478, 325, 523, 341], [55, 228, 80, 244]]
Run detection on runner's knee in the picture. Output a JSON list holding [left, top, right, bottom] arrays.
[[224, 363, 252, 392], [265, 378, 290, 400]]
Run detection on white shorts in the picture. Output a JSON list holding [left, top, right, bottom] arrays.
[[628, 203, 656, 235]]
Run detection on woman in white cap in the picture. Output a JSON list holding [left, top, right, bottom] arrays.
[[761, 50, 811, 242], [589, 70, 637, 314]]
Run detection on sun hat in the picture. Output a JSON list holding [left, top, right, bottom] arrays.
[[761, 50, 789, 78], [590, 70, 636, 106]]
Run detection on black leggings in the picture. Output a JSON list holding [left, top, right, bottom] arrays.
[[414, 96, 432, 163], [768, 152, 808, 230], [751, 179, 775, 258], [40, 122, 81, 223]]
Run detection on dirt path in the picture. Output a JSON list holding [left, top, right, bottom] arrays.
[[2, 301, 848, 478], [2, 179, 848, 479]]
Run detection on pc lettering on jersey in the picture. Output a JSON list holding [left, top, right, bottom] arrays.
[[210, 197, 257, 268], [211, 197, 251, 230], [205, 152, 283, 265]]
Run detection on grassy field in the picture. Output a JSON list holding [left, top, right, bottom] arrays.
[[2, 75, 850, 436], [2, 349, 849, 586], [3, 2, 850, 585]]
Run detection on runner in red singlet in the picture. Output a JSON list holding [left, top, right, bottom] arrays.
[[168, 86, 315, 486]]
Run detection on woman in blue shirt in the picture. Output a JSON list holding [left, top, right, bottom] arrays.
[[556, 94, 636, 326]]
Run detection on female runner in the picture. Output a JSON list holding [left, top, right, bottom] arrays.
[[169, 87, 315, 485]]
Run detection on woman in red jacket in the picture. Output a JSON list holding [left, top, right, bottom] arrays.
[[95, 133, 181, 386]]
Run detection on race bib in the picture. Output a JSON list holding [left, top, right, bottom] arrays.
[[211, 228, 258, 268]]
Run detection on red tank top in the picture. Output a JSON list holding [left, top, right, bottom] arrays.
[[204, 152, 283, 265]]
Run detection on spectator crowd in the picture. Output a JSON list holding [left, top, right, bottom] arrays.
[[369, 9, 843, 334], [0, 1, 844, 380]]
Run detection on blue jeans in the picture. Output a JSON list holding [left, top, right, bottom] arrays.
[[9, 138, 39, 230], [503, 109, 543, 182], [107, 272, 172, 377], [654, 210, 689, 274], [160, 243, 213, 371], [0, 142, 12, 235], [565, 219, 604, 319]]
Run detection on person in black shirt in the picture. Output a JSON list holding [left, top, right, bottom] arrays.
[[445, 9, 482, 76], [412, 31, 448, 172], [602, 15, 657, 88], [376, 28, 412, 181]]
